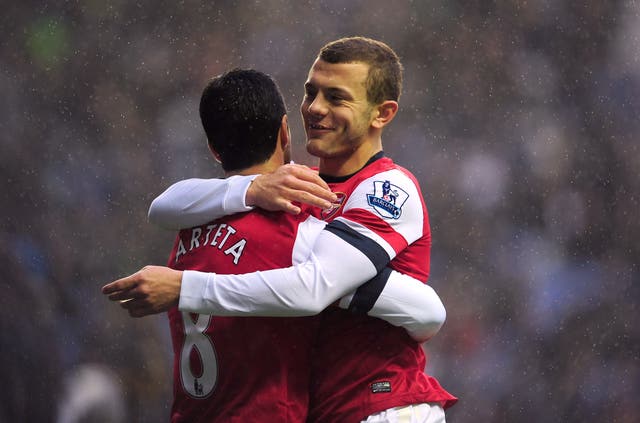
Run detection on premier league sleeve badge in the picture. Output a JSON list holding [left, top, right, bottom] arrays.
[[366, 180, 409, 219]]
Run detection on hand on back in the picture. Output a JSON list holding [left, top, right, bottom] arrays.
[[246, 163, 337, 214]]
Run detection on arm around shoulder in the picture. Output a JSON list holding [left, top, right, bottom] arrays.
[[177, 229, 380, 316], [148, 176, 256, 230]]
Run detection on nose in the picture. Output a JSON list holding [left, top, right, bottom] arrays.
[[306, 94, 328, 117]]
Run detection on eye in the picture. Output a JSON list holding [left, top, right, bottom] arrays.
[[303, 86, 317, 101]]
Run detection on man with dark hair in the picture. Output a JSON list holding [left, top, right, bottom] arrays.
[[164, 68, 322, 422], [104, 37, 456, 422]]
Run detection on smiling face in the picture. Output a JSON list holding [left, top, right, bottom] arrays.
[[301, 59, 381, 174]]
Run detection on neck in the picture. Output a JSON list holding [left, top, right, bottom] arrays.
[[225, 153, 283, 177], [320, 150, 384, 182], [318, 139, 382, 177]]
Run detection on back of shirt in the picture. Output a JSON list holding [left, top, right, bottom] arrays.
[[167, 208, 319, 423], [308, 156, 457, 422]]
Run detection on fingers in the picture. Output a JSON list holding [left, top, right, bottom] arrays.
[[119, 298, 155, 318], [102, 266, 181, 318], [102, 273, 139, 295], [277, 165, 337, 209], [285, 164, 331, 191], [247, 163, 339, 213], [287, 186, 334, 211], [276, 200, 302, 215], [107, 288, 146, 302], [102, 270, 147, 303]]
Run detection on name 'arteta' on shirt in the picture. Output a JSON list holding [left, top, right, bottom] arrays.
[[175, 223, 246, 265]]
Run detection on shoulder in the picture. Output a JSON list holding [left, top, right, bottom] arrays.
[[346, 167, 423, 213]]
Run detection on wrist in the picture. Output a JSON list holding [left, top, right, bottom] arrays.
[[245, 179, 258, 207], [243, 174, 262, 207]]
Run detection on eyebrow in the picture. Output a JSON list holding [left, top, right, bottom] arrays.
[[305, 82, 353, 99], [326, 87, 353, 99]]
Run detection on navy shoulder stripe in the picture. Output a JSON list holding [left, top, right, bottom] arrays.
[[324, 220, 390, 273], [348, 267, 392, 314]]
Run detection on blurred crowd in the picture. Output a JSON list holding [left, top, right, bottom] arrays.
[[2, 1, 638, 422]]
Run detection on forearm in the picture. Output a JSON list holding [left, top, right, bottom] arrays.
[[179, 230, 380, 316], [148, 175, 255, 230], [361, 272, 445, 342]]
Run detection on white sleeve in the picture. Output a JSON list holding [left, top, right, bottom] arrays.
[[339, 271, 446, 343], [178, 228, 380, 316], [148, 175, 256, 230], [177, 169, 428, 317]]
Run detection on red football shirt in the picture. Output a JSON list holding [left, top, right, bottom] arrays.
[[307, 155, 457, 422], [167, 208, 319, 423]]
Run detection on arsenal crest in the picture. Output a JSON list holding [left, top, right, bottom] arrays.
[[366, 180, 408, 219], [321, 192, 347, 221]]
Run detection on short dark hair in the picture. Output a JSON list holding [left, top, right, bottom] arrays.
[[318, 36, 403, 104], [199, 69, 286, 172]]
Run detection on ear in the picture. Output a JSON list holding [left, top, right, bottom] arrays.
[[278, 114, 291, 151], [208, 144, 222, 164], [371, 100, 398, 129]]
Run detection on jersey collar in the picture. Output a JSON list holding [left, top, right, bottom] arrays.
[[320, 151, 385, 183]]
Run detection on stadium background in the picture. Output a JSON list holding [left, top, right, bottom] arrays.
[[2, 1, 638, 421]]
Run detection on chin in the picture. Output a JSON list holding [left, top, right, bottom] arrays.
[[306, 140, 330, 158], [307, 144, 345, 160]]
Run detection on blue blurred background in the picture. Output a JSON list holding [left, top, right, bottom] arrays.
[[2, 1, 638, 421]]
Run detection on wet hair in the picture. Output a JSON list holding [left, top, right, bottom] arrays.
[[199, 68, 286, 172], [318, 36, 403, 104]]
